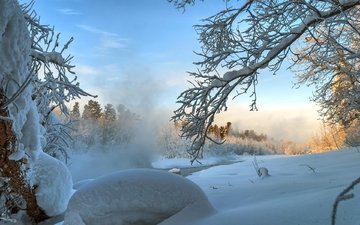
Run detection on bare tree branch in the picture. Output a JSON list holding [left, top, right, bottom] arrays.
[[331, 176, 360, 225], [172, 0, 360, 160]]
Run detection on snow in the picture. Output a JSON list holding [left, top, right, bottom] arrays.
[[8, 149, 26, 161], [63, 169, 215, 225], [0, 0, 43, 161], [30, 152, 73, 217], [184, 148, 360, 225], [152, 155, 242, 169], [62, 148, 360, 225]]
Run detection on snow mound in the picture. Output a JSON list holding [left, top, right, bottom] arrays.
[[63, 168, 215, 225], [30, 152, 73, 217]]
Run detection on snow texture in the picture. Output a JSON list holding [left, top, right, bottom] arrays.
[[30, 152, 73, 217], [0, 0, 43, 161], [63, 169, 215, 225]]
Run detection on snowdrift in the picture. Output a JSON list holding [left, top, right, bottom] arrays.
[[31, 152, 73, 217], [63, 169, 215, 225]]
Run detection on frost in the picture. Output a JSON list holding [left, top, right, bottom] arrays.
[[222, 70, 238, 81], [43, 51, 65, 65], [210, 79, 224, 87], [8, 150, 25, 161], [20, 103, 43, 160]]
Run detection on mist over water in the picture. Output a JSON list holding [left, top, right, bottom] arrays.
[[68, 65, 322, 182], [68, 68, 175, 181]]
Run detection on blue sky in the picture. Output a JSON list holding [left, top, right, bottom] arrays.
[[32, 0, 320, 142]]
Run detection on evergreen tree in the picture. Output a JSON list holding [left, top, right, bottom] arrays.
[[102, 104, 117, 144], [80, 100, 102, 146], [71, 102, 81, 120], [82, 100, 102, 121], [104, 104, 117, 122], [225, 122, 232, 136], [115, 104, 140, 144]]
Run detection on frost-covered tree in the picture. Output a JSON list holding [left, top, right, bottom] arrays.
[[294, 18, 360, 127], [82, 100, 102, 121], [104, 104, 117, 122], [71, 102, 81, 120], [114, 104, 140, 144], [101, 104, 117, 144], [170, 0, 360, 161], [79, 100, 103, 146], [0, 0, 92, 222]]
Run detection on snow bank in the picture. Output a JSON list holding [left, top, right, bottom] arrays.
[[30, 152, 73, 217], [63, 169, 215, 225]]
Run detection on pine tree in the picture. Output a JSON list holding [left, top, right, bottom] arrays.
[[82, 100, 102, 121], [71, 102, 81, 120], [104, 104, 117, 122], [102, 104, 117, 144]]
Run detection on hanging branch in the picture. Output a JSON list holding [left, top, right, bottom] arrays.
[[171, 0, 360, 161]]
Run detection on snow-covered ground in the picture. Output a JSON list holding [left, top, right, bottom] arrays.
[[186, 148, 360, 225], [58, 147, 360, 225]]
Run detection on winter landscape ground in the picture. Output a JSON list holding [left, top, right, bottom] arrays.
[[41, 147, 360, 225], [1, 0, 360, 224]]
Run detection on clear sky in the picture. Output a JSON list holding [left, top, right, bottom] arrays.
[[32, 0, 321, 142]]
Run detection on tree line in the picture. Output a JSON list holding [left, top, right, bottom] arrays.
[[207, 122, 267, 142], [69, 100, 140, 148]]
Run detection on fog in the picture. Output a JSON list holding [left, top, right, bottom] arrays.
[[215, 104, 321, 143], [68, 66, 322, 179]]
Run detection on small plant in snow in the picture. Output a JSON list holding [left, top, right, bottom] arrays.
[[252, 156, 269, 178], [300, 164, 317, 173]]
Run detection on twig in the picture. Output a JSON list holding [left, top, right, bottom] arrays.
[[331, 176, 360, 225]]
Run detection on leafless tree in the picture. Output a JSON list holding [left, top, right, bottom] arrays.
[[293, 9, 360, 129], [170, 0, 360, 161]]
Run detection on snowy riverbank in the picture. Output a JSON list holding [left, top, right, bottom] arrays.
[[60, 147, 360, 225]]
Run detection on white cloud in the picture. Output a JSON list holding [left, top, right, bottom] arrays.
[[77, 24, 114, 36], [100, 36, 126, 49], [77, 24, 128, 52], [57, 8, 82, 15], [74, 64, 99, 76]]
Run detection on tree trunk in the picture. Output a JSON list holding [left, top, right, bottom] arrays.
[[0, 91, 48, 223]]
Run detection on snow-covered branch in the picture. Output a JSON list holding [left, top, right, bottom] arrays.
[[172, 0, 360, 160], [293, 6, 360, 128]]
